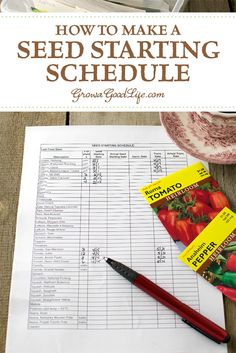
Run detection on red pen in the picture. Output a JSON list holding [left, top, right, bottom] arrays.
[[105, 257, 230, 344]]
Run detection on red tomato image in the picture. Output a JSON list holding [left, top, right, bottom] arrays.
[[209, 191, 230, 211], [175, 219, 193, 246], [207, 210, 220, 221], [158, 209, 179, 241], [164, 211, 179, 241], [188, 201, 213, 218], [183, 189, 210, 205], [191, 222, 208, 238], [158, 209, 168, 224]]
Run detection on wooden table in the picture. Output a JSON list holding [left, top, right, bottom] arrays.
[[0, 113, 236, 353], [186, 0, 236, 11]]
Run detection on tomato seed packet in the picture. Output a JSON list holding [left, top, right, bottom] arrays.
[[140, 162, 236, 302]]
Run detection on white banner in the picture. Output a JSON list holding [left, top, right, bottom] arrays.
[[0, 13, 235, 111]]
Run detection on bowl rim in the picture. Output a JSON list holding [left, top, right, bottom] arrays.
[[160, 112, 236, 165]]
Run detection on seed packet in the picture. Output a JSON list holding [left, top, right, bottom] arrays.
[[179, 208, 236, 302], [140, 162, 236, 302]]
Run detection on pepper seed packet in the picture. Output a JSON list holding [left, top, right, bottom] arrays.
[[140, 162, 236, 302]]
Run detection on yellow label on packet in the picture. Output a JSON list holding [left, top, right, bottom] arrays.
[[179, 208, 236, 273], [140, 162, 210, 206]]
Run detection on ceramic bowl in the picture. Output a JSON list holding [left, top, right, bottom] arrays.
[[160, 112, 236, 164]]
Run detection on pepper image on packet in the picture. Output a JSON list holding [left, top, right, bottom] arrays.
[[140, 162, 236, 302]]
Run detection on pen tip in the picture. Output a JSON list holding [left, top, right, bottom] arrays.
[[104, 257, 113, 265], [223, 334, 231, 343]]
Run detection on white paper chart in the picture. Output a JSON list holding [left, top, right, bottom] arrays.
[[29, 143, 198, 330], [6, 126, 227, 353]]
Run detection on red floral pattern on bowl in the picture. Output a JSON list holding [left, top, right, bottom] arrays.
[[160, 112, 236, 164]]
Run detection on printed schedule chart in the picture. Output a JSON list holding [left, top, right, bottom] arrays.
[[6, 126, 227, 353], [28, 143, 200, 330]]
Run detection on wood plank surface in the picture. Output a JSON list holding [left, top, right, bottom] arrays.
[[70, 112, 160, 125], [186, 0, 230, 11], [228, 0, 236, 11], [0, 113, 66, 353]]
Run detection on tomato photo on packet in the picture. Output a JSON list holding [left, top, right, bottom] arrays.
[[191, 222, 208, 238], [183, 189, 210, 204], [157, 209, 179, 241], [156, 175, 231, 248], [209, 191, 230, 211], [175, 218, 193, 246], [187, 201, 213, 218], [207, 210, 220, 221]]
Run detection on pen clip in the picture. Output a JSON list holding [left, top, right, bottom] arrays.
[[182, 319, 221, 344]]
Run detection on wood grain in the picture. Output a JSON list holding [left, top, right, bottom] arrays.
[[228, 0, 236, 11], [186, 0, 230, 11], [0, 113, 66, 353], [70, 112, 160, 125]]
